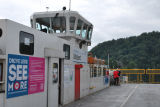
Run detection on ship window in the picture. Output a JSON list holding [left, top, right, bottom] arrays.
[[19, 31, 34, 55], [36, 17, 66, 34], [0, 63, 2, 81], [0, 28, 2, 38], [63, 44, 70, 60], [87, 26, 93, 40], [94, 67, 97, 77], [36, 17, 50, 33], [90, 66, 92, 78], [30, 19, 33, 28], [70, 17, 76, 33], [103, 67, 106, 76], [36, 22, 41, 31], [82, 24, 87, 38], [0, 63, 4, 91], [52, 17, 66, 33], [90, 67, 92, 77], [76, 19, 83, 36], [53, 63, 58, 83], [98, 67, 101, 77], [90, 66, 94, 78]]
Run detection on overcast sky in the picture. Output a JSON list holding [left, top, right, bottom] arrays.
[[0, 0, 160, 50]]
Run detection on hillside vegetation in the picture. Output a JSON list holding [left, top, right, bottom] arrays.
[[90, 31, 160, 69]]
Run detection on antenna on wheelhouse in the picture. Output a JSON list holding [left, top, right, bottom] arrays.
[[69, 0, 71, 11], [46, 7, 49, 12]]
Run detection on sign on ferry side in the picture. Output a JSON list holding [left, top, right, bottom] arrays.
[[7, 54, 45, 98]]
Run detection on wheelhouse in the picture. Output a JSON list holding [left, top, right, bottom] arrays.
[[30, 11, 93, 44]]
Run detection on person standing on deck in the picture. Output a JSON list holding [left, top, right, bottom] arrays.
[[113, 70, 119, 85], [118, 70, 121, 85]]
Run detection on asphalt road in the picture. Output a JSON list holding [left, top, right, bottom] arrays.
[[63, 84, 160, 107]]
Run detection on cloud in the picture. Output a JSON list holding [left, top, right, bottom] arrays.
[[0, 0, 160, 50]]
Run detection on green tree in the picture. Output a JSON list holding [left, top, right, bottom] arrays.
[[90, 31, 160, 69]]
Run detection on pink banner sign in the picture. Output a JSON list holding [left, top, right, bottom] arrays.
[[28, 57, 45, 94]]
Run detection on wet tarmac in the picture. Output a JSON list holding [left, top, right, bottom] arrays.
[[63, 84, 160, 107]]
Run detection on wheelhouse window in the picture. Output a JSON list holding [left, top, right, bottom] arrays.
[[63, 44, 70, 60], [87, 26, 93, 40], [76, 19, 83, 36], [82, 24, 87, 38], [19, 31, 34, 55], [36, 17, 50, 33], [52, 17, 66, 33], [36, 17, 66, 34], [70, 17, 76, 33]]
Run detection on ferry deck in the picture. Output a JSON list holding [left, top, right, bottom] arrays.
[[63, 84, 160, 107]]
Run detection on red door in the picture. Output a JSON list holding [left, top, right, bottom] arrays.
[[75, 64, 83, 100]]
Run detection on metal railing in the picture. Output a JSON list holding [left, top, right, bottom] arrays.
[[110, 69, 160, 84]]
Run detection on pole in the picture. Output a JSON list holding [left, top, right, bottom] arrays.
[[69, 0, 71, 11], [108, 53, 109, 69]]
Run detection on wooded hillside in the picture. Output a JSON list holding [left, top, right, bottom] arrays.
[[90, 31, 160, 69]]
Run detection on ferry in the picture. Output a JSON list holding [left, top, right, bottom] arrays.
[[0, 8, 109, 107]]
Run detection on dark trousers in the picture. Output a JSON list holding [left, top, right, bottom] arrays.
[[114, 77, 119, 85]]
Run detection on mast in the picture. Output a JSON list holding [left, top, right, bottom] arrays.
[[69, 0, 71, 11]]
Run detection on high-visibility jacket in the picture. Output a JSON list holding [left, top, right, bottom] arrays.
[[113, 70, 119, 78]]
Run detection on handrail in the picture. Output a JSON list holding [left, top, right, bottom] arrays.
[[0, 81, 5, 84]]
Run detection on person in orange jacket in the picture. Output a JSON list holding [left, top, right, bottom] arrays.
[[113, 70, 119, 85]]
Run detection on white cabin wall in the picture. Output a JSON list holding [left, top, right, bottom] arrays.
[[90, 77, 104, 94], [89, 65, 109, 94], [0, 20, 7, 107], [0, 20, 7, 55], [62, 36, 89, 104], [63, 61, 75, 105], [5, 20, 47, 107], [0, 93, 4, 107], [48, 58, 59, 107], [4, 20, 70, 107], [80, 64, 90, 98], [61, 37, 75, 105]]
